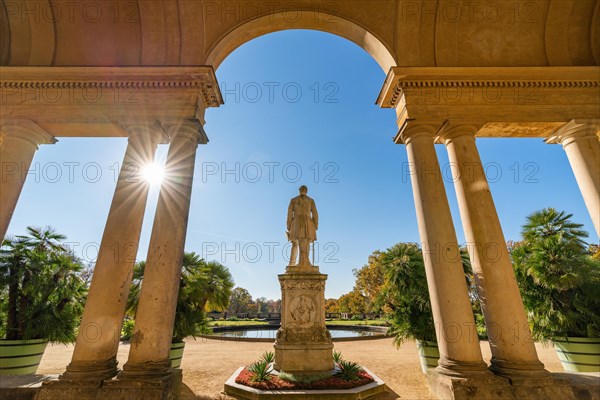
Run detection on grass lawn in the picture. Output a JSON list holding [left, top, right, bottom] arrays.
[[208, 320, 269, 327], [326, 319, 389, 326]]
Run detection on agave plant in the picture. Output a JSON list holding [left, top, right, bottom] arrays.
[[260, 351, 275, 364], [335, 360, 363, 381], [333, 350, 343, 364], [248, 359, 272, 382]]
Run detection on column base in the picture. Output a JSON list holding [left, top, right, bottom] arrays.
[[36, 368, 182, 400], [489, 357, 549, 379], [117, 359, 173, 380], [103, 368, 182, 400], [59, 358, 118, 382], [435, 357, 490, 377]]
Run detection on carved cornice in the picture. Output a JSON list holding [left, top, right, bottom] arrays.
[[378, 67, 600, 109], [280, 280, 326, 291], [385, 80, 599, 109], [377, 67, 600, 138], [0, 67, 222, 137], [0, 66, 224, 108]]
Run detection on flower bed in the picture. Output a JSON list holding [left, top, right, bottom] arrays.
[[235, 368, 375, 390]]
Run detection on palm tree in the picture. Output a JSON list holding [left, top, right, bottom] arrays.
[[376, 243, 436, 345], [511, 208, 600, 339], [126, 252, 234, 342], [184, 255, 234, 313], [0, 226, 86, 342], [522, 208, 588, 246], [377, 243, 478, 346]]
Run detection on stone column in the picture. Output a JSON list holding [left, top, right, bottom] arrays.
[[398, 124, 488, 377], [546, 120, 600, 237], [119, 120, 206, 379], [438, 124, 547, 377], [0, 120, 56, 241], [61, 123, 167, 381]]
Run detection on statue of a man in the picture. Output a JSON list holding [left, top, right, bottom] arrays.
[[286, 185, 318, 266]]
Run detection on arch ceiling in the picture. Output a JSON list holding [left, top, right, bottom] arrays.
[[1, 0, 598, 68]]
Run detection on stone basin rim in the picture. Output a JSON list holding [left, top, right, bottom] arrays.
[[202, 325, 390, 342]]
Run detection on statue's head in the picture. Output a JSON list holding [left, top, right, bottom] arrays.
[[299, 185, 308, 194]]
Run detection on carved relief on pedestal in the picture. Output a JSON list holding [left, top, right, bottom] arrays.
[[276, 324, 332, 344], [289, 295, 316, 325]]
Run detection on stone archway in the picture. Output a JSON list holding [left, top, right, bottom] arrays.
[[204, 10, 396, 71], [1, 1, 599, 399]]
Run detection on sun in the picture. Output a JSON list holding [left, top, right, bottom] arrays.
[[141, 163, 165, 186]]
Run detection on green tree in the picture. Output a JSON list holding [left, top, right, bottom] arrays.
[[0, 226, 87, 343], [511, 208, 600, 339], [337, 289, 367, 314], [325, 298, 339, 313], [227, 287, 254, 315], [266, 299, 281, 313], [352, 250, 385, 313], [255, 297, 269, 314]]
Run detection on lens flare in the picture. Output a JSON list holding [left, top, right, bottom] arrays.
[[142, 163, 165, 186]]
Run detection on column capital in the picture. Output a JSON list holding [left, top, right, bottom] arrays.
[[159, 119, 208, 145], [0, 119, 57, 148], [120, 121, 169, 145], [545, 119, 600, 147], [394, 122, 439, 145], [435, 123, 482, 144]]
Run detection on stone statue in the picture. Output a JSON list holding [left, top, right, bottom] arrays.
[[286, 185, 318, 266]]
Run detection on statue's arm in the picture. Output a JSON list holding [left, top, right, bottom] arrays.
[[287, 200, 293, 231], [312, 199, 319, 230]]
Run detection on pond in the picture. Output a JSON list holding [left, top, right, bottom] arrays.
[[208, 325, 388, 341]]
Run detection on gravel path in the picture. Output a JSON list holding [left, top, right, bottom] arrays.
[[37, 338, 563, 399]]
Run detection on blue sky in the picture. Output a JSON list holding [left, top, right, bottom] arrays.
[[7, 30, 597, 300]]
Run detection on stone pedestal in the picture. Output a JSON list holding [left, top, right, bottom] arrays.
[[35, 369, 182, 400], [274, 267, 333, 375], [426, 369, 597, 400]]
